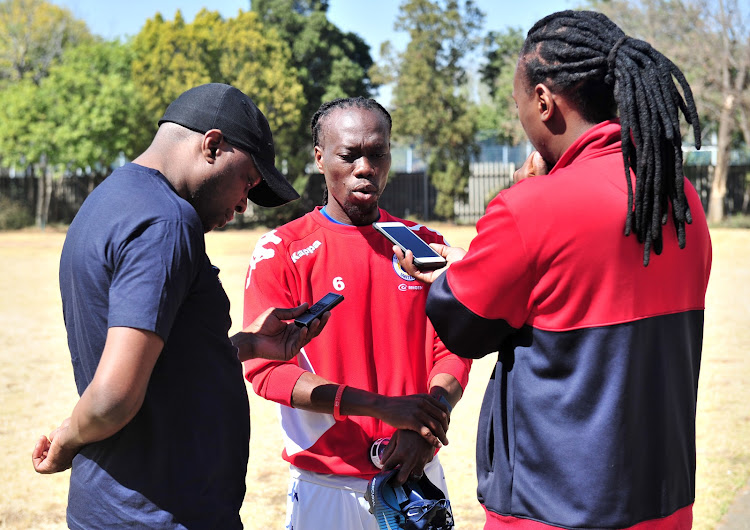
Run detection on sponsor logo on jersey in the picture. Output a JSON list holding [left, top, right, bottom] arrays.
[[291, 240, 322, 263], [398, 283, 423, 291], [392, 254, 415, 282]]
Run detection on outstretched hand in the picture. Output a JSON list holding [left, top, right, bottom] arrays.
[[394, 244, 466, 285], [232, 304, 330, 362]]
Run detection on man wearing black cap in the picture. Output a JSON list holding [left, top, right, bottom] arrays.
[[31, 84, 327, 529]]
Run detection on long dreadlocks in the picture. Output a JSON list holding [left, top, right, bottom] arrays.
[[520, 10, 701, 265], [310, 97, 392, 205]]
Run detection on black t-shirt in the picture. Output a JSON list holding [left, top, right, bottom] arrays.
[[60, 163, 249, 529]]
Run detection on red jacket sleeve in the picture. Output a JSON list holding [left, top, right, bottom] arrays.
[[412, 224, 473, 389], [242, 229, 307, 407]]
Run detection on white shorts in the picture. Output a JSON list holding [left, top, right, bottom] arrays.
[[284, 456, 448, 530]]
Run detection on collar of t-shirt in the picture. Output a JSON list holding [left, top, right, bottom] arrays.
[[320, 206, 380, 225]]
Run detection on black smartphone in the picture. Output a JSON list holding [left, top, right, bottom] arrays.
[[294, 292, 344, 327], [373, 221, 447, 270]]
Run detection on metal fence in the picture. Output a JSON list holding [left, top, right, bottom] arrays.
[[0, 172, 106, 224], [684, 164, 750, 214], [378, 163, 749, 224], [309, 162, 516, 224], [1, 164, 748, 226], [454, 162, 516, 223]]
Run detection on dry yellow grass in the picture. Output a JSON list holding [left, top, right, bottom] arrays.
[[0, 225, 748, 529]]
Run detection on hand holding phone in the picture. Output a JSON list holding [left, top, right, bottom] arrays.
[[392, 242, 467, 285], [294, 292, 344, 327], [373, 222, 447, 270]]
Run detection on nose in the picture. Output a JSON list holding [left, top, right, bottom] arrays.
[[353, 156, 375, 177], [235, 195, 248, 214]]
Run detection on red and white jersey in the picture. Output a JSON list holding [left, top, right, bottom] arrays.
[[243, 207, 472, 478]]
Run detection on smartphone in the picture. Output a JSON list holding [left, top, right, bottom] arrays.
[[294, 292, 344, 327], [373, 221, 447, 270]]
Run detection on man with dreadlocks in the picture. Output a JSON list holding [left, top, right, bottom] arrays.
[[242, 97, 470, 529], [396, 10, 712, 530]]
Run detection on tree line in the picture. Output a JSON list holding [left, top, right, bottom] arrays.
[[0, 0, 748, 227]]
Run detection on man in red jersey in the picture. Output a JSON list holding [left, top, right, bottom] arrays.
[[397, 10, 712, 530], [242, 97, 471, 530]]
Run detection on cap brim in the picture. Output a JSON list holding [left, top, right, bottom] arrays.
[[248, 154, 300, 207]]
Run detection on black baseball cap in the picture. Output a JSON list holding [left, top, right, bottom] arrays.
[[158, 83, 300, 207]]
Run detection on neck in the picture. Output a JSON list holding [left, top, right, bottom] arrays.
[[324, 201, 379, 226], [133, 144, 190, 200], [544, 102, 600, 167]]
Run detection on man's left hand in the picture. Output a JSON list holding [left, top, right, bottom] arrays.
[[394, 244, 466, 284]]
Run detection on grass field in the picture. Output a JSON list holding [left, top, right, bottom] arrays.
[[0, 225, 748, 529]]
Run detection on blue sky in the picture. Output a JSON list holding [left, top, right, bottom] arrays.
[[53, 0, 576, 53], [51, 0, 576, 103]]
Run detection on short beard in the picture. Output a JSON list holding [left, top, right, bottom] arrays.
[[342, 201, 379, 226], [188, 171, 225, 232]]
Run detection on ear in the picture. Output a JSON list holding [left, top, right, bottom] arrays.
[[314, 146, 325, 174], [535, 83, 556, 123], [202, 129, 223, 163]]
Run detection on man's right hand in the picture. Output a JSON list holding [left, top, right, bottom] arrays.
[[514, 150, 549, 184], [376, 393, 451, 448], [32, 418, 79, 474]]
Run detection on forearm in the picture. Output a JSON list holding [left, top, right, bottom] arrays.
[[64, 383, 145, 450], [290, 372, 386, 418], [290, 372, 449, 446], [36, 326, 160, 469], [428, 373, 463, 409]]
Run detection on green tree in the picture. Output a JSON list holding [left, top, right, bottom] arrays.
[[251, 0, 376, 185], [0, 39, 148, 227], [217, 11, 306, 165], [387, 0, 484, 219], [477, 27, 526, 144], [0, 0, 90, 86], [130, 8, 308, 225], [0, 0, 93, 228], [0, 78, 54, 226], [220, 10, 310, 224], [252, 0, 375, 110], [41, 41, 151, 168], [131, 9, 223, 125], [0, 78, 46, 167], [591, 0, 750, 223]]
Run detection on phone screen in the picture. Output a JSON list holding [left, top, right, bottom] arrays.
[[377, 225, 441, 259]]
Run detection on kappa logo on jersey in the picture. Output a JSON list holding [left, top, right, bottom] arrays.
[[392, 254, 416, 282], [291, 240, 322, 263]]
